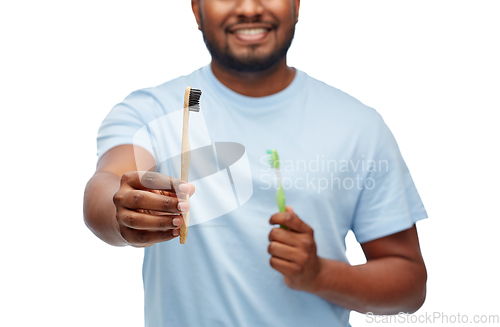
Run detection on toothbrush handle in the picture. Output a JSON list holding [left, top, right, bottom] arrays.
[[276, 186, 288, 229], [180, 88, 191, 244]]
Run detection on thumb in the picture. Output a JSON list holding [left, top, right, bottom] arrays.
[[285, 206, 294, 214]]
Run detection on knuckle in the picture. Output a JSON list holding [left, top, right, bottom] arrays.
[[141, 171, 155, 187], [124, 214, 137, 228], [112, 192, 124, 205], [301, 237, 313, 249], [131, 192, 144, 206], [163, 197, 175, 211], [120, 172, 131, 184]]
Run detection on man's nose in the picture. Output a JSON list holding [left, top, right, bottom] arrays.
[[234, 0, 265, 18]]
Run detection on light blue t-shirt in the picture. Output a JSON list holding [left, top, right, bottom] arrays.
[[96, 65, 427, 327]]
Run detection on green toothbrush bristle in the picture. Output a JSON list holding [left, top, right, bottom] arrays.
[[267, 149, 280, 169]]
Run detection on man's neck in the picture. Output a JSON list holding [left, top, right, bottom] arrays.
[[210, 59, 296, 97]]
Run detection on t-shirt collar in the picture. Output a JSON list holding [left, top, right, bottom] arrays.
[[200, 63, 306, 110]]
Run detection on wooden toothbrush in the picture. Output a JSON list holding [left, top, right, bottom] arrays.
[[180, 86, 201, 244]]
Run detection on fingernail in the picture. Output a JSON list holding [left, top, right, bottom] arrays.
[[178, 201, 189, 212], [173, 229, 180, 236], [173, 218, 182, 227], [179, 183, 190, 193]]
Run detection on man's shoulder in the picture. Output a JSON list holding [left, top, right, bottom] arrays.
[[300, 70, 382, 121], [138, 67, 204, 100], [120, 67, 205, 114]]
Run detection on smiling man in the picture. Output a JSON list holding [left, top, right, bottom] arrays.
[[84, 0, 428, 326], [199, 0, 296, 75]]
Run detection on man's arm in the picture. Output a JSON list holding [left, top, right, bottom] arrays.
[[312, 225, 427, 314], [83, 145, 156, 246], [268, 207, 427, 315]]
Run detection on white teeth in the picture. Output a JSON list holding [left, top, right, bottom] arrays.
[[235, 28, 267, 35]]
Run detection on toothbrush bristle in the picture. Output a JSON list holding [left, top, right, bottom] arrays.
[[189, 88, 202, 112], [267, 149, 280, 169], [266, 150, 273, 166]]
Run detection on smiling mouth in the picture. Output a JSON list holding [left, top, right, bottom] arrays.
[[228, 24, 274, 43], [234, 28, 269, 42], [234, 28, 269, 35]]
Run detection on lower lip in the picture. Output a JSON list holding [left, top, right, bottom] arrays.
[[232, 30, 270, 43]]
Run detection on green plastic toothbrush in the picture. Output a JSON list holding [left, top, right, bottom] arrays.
[[267, 149, 287, 229]]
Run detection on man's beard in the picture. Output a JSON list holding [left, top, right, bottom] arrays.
[[201, 25, 296, 73]]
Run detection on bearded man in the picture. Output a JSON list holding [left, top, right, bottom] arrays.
[[84, 1, 428, 326]]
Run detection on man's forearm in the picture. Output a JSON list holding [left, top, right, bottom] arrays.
[[83, 171, 128, 246], [311, 256, 427, 315]]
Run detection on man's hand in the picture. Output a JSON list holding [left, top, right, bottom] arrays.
[[112, 171, 195, 247], [268, 206, 322, 292]]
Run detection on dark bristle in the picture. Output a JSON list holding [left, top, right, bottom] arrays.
[[188, 88, 202, 112]]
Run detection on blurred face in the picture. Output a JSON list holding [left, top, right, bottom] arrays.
[[193, 0, 300, 73]]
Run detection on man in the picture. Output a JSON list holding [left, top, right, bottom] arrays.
[[84, 0, 428, 326]]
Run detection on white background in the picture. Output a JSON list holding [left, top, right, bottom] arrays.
[[1, 1, 499, 326]]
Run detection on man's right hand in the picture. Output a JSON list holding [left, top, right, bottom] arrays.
[[112, 171, 195, 247]]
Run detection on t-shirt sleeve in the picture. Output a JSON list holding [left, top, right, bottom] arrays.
[[351, 113, 428, 244], [96, 91, 156, 162]]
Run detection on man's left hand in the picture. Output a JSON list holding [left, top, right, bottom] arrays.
[[268, 206, 322, 292]]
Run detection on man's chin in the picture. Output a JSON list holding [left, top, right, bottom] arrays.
[[203, 33, 293, 73], [214, 53, 284, 73]]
